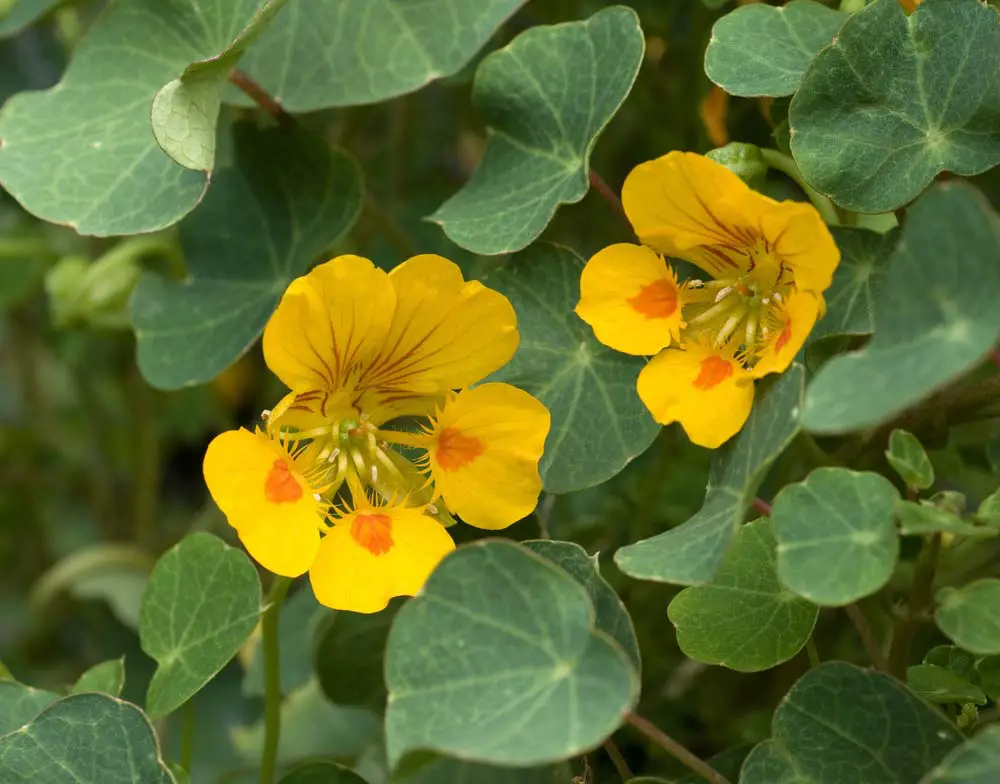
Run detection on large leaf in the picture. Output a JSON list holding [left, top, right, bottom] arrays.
[[384, 540, 639, 770], [140, 532, 261, 719], [487, 244, 659, 493], [431, 7, 644, 255], [935, 580, 1000, 655], [921, 726, 1000, 784], [0, 681, 59, 735], [229, 0, 528, 111], [668, 519, 818, 672], [615, 366, 804, 586], [0, 693, 173, 784], [399, 759, 570, 784], [0, 0, 290, 236], [741, 663, 962, 784], [772, 468, 899, 606], [801, 184, 1000, 434], [132, 122, 362, 390], [705, 0, 845, 97], [789, 0, 1000, 213]]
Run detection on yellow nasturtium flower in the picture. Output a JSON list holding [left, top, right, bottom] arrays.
[[576, 151, 839, 449], [204, 254, 550, 613]]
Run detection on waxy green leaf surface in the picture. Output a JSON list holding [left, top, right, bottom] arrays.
[[921, 726, 1000, 784], [936, 580, 1000, 656], [0, 681, 59, 735]]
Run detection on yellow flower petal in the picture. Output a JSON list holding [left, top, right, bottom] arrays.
[[203, 428, 323, 576], [308, 506, 455, 613], [576, 243, 686, 355], [760, 201, 840, 294], [622, 151, 766, 278], [358, 255, 519, 418], [637, 344, 754, 449], [426, 383, 549, 530], [263, 255, 396, 393], [752, 289, 821, 378]]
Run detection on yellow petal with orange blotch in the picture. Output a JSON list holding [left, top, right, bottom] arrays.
[[751, 290, 821, 379], [576, 243, 686, 355], [203, 429, 323, 576], [637, 345, 754, 449], [309, 507, 455, 613], [426, 383, 550, 530], [263, 255, 396, 393]]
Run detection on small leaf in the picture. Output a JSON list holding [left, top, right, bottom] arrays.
[[896, 500, 996, 539], [668, 519, 819, 672], [789, 0, 1000, 213], [525, 540, 641, 671], [167, 763, 190, 784], [72, 658, 125, 696], [140, 532, 261, 719], [616, 366, 804, 586], [975, 489, 1000, 527], [0, 693, 173, 783], [705, 0, 845, 97], [907, 664, 987, 706], [431, 7, 644, 254], [886, 430, 935, 490], [741, 662, 962, 784], [384, 540, 639, 769], [486, 244, 659, 493], [133, 122, 362, 389], [920, 725, 1000, 783], [975, 656, 1000, 701], [0, 681, 59, 735], [278, 762, 369, 784], [925, 646, 978, 682], [936, 580, 1000, 655], [801, 184, 1000, 434], [808, 227, 896, 343], [773, 468, 899, 606]]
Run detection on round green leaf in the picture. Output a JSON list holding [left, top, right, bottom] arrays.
[[705, 0, 845, 97], [384, 540, 639, 769], [486, 243, 658, 494], [886, 429, 934, 491], [907, 664, 987, 706], [975, 489, 1000, 527], [140, 532, 262, 719], [936, 580, 1000, 655], [616, 366, 804, 586], [789, 0, 1000, 213], [524, 540, 641, 671], [72, 657, 125, 696], [0, 0, 287, 236], [773, 468, 899, 606], [801, 183, 1000, 434], [431, 7, 644, 255], [921, 725, 1000, 784], [278, 762, 368, 784], [133, 122, 362, 390], [0, 693, 173, 784], [229, 0, 528, 111], [741, 662, 962, 784], [668, 519, 819, 673], [0, 681, 59, 735], [399, 759, 570, 784]]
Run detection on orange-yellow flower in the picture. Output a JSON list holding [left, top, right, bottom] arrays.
[[204, 254, 549, 613], [576, 151, 839, 448]]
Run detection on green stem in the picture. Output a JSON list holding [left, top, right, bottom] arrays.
[[179, 699, 195, 773], [805, 637, 821, 669], [760, 148, 841, 226], [626, 713, 732, 784], [888, 534, 941, 678], [845, 603, 888, 672], [131, 372, 160, 548], [259, 577, 292, 784], [603, 739, 633, 781]]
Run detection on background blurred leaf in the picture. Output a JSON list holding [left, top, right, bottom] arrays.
[[0, 0, 61, 38], [741, 663, 961, 784], [790, 0, 1000, 213], [773, 468, 899, 606], [277, 761, 369, 784], [487, 243, 658, 493], [431, 7, 644, 254], [705, 1, 844, 97], [615, 365, 804, 586], [229, 0, 528, 111], [668, 518, 818, 672], [801, 184, 1000, 434], [920, 725, 1000, 783], [0, 693, 173, 783], [896, 501, 995, 538], [385, 540, 639, 770], [71, 657, 125, 696], [936, 580, 1000, 655], [133, 122, 362, 390], [140, 532, 261, 719]]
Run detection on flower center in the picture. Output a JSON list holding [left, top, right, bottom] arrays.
[[628, 278, 678, 319], [351, 513, 394, 555], [264, 459, 303, 504], [436, 427, 485, 471]]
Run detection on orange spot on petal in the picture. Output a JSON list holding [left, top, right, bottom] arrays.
[[775, 320, 793, 355], [265, 459, 303, 504], [693, 355, 733, 391], [628, 278, 679, 320], [436, 427, 485, 471], [351, 513, 394, 556]]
